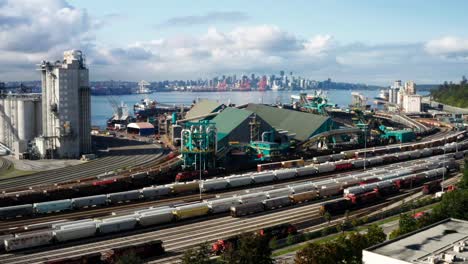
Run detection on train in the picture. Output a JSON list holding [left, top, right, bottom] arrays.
[[319, 166, 452, 215], [211, 223, 297, 254], [0, 131, 465, 208], [175, 167, 226, 182], [1, 158, 458, 252], [0, 144, 466, 220]]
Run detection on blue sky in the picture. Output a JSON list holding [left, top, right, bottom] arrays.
[[70, 0, 468, 45], [1, 0, 468, 85]]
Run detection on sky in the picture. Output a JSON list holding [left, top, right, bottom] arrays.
[[0, 0, 468, 85]]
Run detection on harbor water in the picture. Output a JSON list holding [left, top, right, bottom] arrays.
[[91, 89, 427, 127]]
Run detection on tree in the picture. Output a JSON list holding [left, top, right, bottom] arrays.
[[294, 242, 340, 264], [432, 189, 468, 220], [269, 237, 278, 250], [181, 242, 212, 264], [116, 252, 143, 264], [223, 233, 273, 264], [398, 213, 418, 235], [366, 225, 386, 246], [323, 211, 332, 225], [458, 160, 468, 189]]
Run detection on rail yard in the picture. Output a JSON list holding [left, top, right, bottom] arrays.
[[0, 90, 467, 263], [0, 128, 466, 263]]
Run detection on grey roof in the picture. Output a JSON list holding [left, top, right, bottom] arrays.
[[245, 104, 331, 142], [185, 100, 224, 121], [367, 218, 468, 263]]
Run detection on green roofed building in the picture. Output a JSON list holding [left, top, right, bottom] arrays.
[[185, 99, 225, 121], [211, 107, 272, 150], [245, 104, 335, 142]]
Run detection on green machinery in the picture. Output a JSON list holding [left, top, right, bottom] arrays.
[[250, 130, 290, 161], [180, 121, 217, 170], [378, 125, 416, 143], [291, 92, 335, 115]]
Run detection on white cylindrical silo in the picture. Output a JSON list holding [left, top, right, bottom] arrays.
[[0, 98, 5, 144], [3, 97, 12, 147], [17, 99, 35, 141], [35, 99, 42, 136]]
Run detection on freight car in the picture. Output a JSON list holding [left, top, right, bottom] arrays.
[[0, 148, 464, 220], [422, 180, 442, 194], [230, 202, 265, 217]]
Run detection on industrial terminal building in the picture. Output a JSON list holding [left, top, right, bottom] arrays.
[[179, 100, 335, 163], [363, 218, 468, 264], [0, 50, 91, 159]]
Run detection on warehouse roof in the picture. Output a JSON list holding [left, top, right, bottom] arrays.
[[185, 99, 224, 121], [211, 107, 253, 141], [245, 104, 331, 142], [127, 122, 154, 129], [364, 218, 468, 263]]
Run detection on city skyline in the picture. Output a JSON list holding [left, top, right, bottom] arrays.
[[0, 0, 468, 85]]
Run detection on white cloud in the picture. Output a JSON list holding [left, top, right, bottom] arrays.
[[425, 36, 468, 59], [0, 0, 467, 85]]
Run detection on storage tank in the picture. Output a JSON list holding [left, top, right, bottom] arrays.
[[17, 99, 35, 141]]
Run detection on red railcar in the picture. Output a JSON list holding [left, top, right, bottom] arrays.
[[422, 180, 442, 194], [335, 162, 353, 171], [92, 178, 117, 186], [257, 162, 282, 172]]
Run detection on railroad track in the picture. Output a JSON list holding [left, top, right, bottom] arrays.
[[0, 156, 435, 233], [0, 129, 461, 196], [0, 198, 340, 263], [0, 192, 411, 264], [0, 151, 165, 191]]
